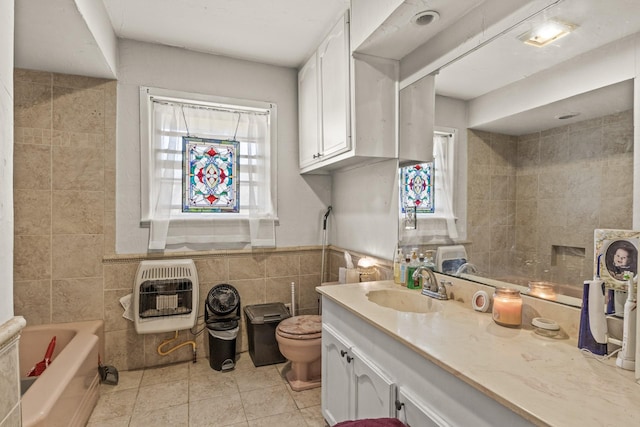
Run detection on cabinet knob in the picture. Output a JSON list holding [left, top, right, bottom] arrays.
[[346, 355, 352, 363], [340, 350, 347, 357], [312, 152, 322, 159], [395, 400, 405, 411]]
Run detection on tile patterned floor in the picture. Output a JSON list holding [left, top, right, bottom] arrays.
[[87, 354, 328, 426]]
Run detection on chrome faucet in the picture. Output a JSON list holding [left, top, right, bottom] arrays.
[[412, 267, 448, 300], [454, 262, 478, 276]]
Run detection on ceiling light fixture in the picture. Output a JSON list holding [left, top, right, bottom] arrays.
[[411, 10, 440, 26], [518, 19, 577, 47]]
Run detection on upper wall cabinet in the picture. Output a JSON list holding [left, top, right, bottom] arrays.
[[299, 10, 398, 174], [299, 12, 351, 171], [398, 74, 435, 165], [298, 54, 321, 169]]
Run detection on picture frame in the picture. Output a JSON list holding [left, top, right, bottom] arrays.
[[594, 229, 640, 290]]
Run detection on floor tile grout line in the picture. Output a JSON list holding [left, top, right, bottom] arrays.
[[90, 358, 326, 426]]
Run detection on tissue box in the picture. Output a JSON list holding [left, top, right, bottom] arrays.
[[339, 267, 360, 284]]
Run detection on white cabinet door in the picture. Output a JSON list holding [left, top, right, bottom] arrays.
[[398, 74, 435, 164], [351, 347, 396, 420], [298, 53, 321, 169], [396, 387, 451, 427], [322, 324, 353, 425], [318, 11, 350, 160]]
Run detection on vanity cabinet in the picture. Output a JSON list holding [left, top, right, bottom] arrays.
[[299, 10, 398, 174], [322, 324, 396, 425], [321, 297, 533, 427]]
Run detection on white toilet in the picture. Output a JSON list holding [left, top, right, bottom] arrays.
[[275, 314, 322, 391]]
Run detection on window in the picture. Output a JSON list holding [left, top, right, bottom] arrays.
[[182, 137, 240, 213], [140, 87, 277, 250], [399, 130, 458, 241], [400, 162, 435, 214]]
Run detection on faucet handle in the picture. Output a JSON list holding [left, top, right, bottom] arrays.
[[438, 280, 452, 298]]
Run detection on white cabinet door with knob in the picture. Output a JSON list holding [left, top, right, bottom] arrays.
[[322, 324, 353, 425], [351, 347, 395, 421], [321, 324, 395, 425], [395, 387, 450, 427], [317, 11, 350, 161], [298, 53, 321, 169]]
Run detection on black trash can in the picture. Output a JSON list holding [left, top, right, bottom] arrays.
[[205, 284, 241, 371], [207, 320, 239, 371], [244, 303, 291, 367]]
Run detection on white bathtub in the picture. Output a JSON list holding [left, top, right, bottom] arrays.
[[19, 320, 104, 427]]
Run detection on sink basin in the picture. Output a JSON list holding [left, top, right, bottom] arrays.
[[366, 289, 443, 313]]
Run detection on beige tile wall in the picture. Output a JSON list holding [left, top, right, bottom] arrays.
[[12, 69, 335, 371], [467, 110, 634, 288], [13, 69, 114, 327], [102, 249, 326, 370], [0, 318, 24, 427], [0, 340, 20, 427], [466, 130, 517, 276]]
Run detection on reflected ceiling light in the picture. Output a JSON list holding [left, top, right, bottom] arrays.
[[518, 19, 577, 47], [411, 10, 440, 26]]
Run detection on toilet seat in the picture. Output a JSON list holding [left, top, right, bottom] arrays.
[[276, 315, 322, 340]]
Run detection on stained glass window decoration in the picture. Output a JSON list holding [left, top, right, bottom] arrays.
[[182, 136, 240, 213], [400, 162, 434, 214]]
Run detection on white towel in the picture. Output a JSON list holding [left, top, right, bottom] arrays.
[[119, 294, 135, 321]]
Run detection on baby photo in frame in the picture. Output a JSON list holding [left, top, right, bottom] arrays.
[[594, 229, 640, 290]]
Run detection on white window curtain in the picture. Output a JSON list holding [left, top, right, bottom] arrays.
[[147, 100, 276, 250], [433, 133, 458, 239]]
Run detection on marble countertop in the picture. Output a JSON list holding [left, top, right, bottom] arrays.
[[317, 280, 640, 427]]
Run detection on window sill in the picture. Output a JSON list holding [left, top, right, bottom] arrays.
[[140, 216, 280, 227]]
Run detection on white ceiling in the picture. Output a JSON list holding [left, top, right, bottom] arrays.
[[434, 0, 640, 135], [101, 0, 350, 68], [13, 0, 640, 135], [436, 0, 640, 101]]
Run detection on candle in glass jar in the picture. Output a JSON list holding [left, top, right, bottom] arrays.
[[492, 287, 523, 327], [528, 281, 556, 300]]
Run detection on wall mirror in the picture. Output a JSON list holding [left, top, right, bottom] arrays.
[[430, 0, 639, 309]]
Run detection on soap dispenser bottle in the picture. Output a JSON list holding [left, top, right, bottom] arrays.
[[393, 248, 403, 285], [407, 249, 420, 289], [400, 253, 410, 286]]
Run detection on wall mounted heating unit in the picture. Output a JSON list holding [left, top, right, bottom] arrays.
[[133, 259, 199, 334]]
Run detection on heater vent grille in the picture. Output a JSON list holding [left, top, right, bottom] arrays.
[[139, 264, 197, 281], [133, 259, 199, 334], [138, 278, 193, 318]]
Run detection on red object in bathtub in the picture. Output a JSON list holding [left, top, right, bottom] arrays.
[[27, 336, 56, 377]]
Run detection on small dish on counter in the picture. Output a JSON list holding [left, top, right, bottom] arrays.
[[531, 317, 561, 337]]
